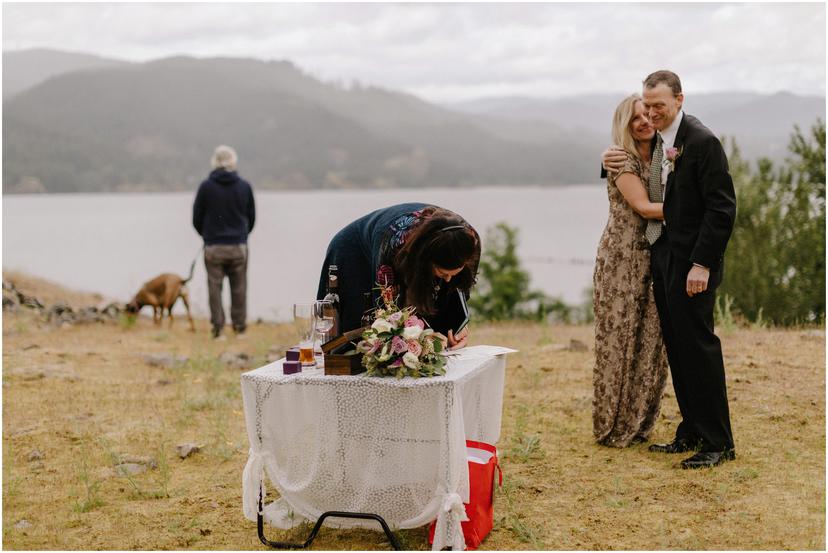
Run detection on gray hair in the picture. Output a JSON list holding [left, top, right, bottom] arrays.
[[211, 145, 238, 171]]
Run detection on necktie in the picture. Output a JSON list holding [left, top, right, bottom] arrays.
[[645, 133, 664, 245]]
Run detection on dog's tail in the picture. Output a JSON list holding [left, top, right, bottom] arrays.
[[183, 246, 203, 284]]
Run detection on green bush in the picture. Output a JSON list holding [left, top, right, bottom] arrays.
[[470, 222, 583, 322], [720, 120, 825, 326]]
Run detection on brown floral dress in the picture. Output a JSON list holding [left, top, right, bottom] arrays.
[[592, 154, 668, 447]]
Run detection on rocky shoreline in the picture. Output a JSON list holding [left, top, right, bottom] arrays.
[[3, 274, 291, 373], [3, 279, 123, 327]]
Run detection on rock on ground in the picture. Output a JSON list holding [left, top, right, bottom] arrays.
[[113, 463, 148, 476], [566, 339, 589, 352], [6, 365, 79, 381], [143, 353, 188, 369], [27, 449, 44, 462], [46, 302, 75, 324], [176, 443, 201, 459], [3, 289, 20, 311], [219, 351, 252, 370], [117, 454, 158, 469]]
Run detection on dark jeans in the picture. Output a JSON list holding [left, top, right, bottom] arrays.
[[651, 234, 734, 451], [204, 244, 248, 333]]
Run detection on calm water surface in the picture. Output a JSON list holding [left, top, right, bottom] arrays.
[[3, 186, 609, 321]]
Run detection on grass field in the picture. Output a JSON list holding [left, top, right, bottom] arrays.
[[2, 274, 825, 550]]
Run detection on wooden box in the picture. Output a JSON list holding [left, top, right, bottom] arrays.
[[322, 327, 368, 376]]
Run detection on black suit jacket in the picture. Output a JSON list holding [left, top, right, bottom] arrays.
[[662, 113, 736, 271]]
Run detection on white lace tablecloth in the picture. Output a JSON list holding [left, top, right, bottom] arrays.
[[240, 345, 512, 551]]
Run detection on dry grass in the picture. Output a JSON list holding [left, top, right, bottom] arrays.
[[2, 274, 825, 550]]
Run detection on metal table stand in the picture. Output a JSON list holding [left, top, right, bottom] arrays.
[[257, 487, 402, 550]]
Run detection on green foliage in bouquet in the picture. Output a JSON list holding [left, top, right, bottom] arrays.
[[356, 295, 447, 378]]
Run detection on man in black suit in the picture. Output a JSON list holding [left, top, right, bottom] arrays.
[[603, 70, 737, 468]]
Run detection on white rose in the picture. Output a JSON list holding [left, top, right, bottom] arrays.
[[402, 352, 420, 369], [402, 325, 423, 340], [371, 319, 393, 333]]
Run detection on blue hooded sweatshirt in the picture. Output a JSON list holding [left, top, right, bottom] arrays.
[[192, 169, 256, 245]]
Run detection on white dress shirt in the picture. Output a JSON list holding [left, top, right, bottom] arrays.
[[659, 109, 684, 186]]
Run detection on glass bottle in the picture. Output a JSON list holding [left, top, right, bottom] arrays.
[[322, 265, 341, 337]]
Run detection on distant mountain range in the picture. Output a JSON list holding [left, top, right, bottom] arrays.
[[3, 48, 824, 194], [448, 91, 826, 162], [2, 48, 131, 99]]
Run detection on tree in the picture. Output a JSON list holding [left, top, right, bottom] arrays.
[[469, 223, 574, 322], [720, 119, 825, 325]]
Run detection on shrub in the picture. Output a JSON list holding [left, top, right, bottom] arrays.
[[720, 120, 825, 325], [470, 223, 579, 322]]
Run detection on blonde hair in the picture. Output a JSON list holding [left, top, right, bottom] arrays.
[[211, 145, 238, 171], [611, 94, 643, 161]]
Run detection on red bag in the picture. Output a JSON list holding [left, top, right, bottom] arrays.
[[428, 440, 503, 550]]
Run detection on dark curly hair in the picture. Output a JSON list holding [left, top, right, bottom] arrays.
[[394, 207, 480, 316]]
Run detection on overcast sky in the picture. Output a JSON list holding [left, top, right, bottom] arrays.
[[3, 2, 825, 102]]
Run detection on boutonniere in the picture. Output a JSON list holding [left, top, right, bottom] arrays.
[[665, 146, 683, 171]]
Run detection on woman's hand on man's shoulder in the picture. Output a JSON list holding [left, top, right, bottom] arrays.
[[602, 145, 628, 173]]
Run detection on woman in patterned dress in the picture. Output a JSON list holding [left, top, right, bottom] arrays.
[[317, 203, 480, 348], [592, 94, 669, 447]]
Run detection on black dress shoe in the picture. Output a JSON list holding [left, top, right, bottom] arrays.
[[680, 449, 736, 469], [648, 437, 699, 454]]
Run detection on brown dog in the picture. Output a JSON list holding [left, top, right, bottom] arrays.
[[126, 272, 195, 331]]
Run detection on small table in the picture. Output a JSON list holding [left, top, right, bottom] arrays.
[[240, 345, 513, 550]]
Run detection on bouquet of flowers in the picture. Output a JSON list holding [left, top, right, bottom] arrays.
[[356, 293, 447, 378]]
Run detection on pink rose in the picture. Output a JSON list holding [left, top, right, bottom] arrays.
[[665, 147, 680, 161], [358, 339, 382, 354], [404, 316, 425, 329], [389, 312, 403, 324], [407, 340, 423, 356], [391, 336, 408, 354]]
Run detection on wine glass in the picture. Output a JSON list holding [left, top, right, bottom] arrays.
[[313, 300, 334, 364], [293, 302, 316, 368]]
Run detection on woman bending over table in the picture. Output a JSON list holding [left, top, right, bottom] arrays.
[[317, 203, 480, 349]]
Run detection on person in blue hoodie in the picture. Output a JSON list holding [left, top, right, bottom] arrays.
[[193, 145, 256, 340]]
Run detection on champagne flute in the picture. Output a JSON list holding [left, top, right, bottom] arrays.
[[293, 302, 316, 368]]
